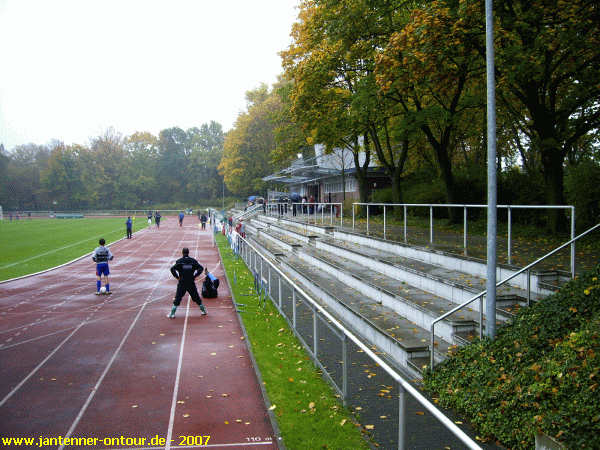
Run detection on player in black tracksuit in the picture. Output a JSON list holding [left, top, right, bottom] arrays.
[[167, 247, 207, 318]]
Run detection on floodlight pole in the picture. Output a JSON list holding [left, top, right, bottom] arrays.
[[485, 0, 497, 338]]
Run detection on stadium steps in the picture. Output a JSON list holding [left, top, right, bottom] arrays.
[[257, 214, 555, 298], [245, 220, 481, 346], [244, 227, 453, 377], [250, 216, 542, 319]]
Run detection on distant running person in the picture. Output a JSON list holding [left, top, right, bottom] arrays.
[[92, 238, 114, 295], [155, 211, 161, 229], [168, 247, 206, 318], [178, 211, 184, 227]]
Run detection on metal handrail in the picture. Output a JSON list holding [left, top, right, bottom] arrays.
[[266, 202, 343, 228], [232, 231, 481, 449], [430, 222, 600, 371], [232, 203, 263, 221], [352, 202, 575, 276]]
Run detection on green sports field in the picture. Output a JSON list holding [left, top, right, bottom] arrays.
[[0, 217, 149, 281]]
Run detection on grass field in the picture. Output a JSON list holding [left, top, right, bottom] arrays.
[[0, 217, 149, 281]]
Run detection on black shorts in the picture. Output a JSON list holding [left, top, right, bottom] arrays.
[[173, 282, 202, 306]]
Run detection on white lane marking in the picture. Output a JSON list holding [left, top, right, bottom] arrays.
[[58, 301, 150, 450], [165, 297, 191, 450], [0, 322, 86, 407], [59, 228, 187, 448], [166, 227, 202, 450], [0, 233, 167, 334]]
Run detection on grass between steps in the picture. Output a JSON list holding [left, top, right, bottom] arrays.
[[423, 264, 600, 449], [216, 233, 370, 449]]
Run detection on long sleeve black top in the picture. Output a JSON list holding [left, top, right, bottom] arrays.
[[170, 256, 203, 284]]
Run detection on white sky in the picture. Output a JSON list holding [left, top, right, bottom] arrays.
[[0, 0, 299, 151]]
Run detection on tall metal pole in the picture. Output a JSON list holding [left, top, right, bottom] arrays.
[[485, 0, 497, 338]]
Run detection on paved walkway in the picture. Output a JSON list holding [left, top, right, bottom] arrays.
[[0, 219, 277, 449]]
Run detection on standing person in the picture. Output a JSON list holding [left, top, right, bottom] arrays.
[[168, 247, 207, 318], [126, 216, 133, 239], [178, 211, 185, 227], [92, 238, 114, 295], [200, 212, 207, 230], [147, 211, 153, 226], [154, 211, 161, 229]]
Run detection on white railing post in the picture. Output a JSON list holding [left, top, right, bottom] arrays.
[[292, 289, 297, 328], [463, 206, 468, 254], [313, 308, 318, 358], [507, 206, 512, 265], [429, 205, 433, 244], [571, 207, 576, 278], [342, 334, 348, 406], [383, 205, 387, 240], [352, 203, 355, 231], [404, 205, 407, 242], [366, 204, 369, 235], [398, 385, 406, 450]]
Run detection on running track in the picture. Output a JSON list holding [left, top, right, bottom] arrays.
[[0, 218, 278, 449]]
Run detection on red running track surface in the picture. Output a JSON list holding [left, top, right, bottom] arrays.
[[0, 219, 278, 449]]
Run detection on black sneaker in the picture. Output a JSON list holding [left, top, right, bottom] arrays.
[[199, 304, 207, 315]]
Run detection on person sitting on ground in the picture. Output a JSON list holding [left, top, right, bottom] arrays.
[[201, 268, 219, 298]]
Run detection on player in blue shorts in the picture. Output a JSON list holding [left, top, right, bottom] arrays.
[[178, 211, 184, 227], [92, 238, 114, 295]]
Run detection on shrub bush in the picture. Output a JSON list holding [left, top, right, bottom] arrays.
[[423, 265, 600, 449]]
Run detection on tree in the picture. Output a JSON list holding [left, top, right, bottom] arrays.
[[376, 0, 486, 220], [219, 85, 276, 197], [42, 143, 87, 209], [185, 121, 225, 201], [281, 0, 414, 206], [124, 131, 160, 206], [492, 0, 600, 230]]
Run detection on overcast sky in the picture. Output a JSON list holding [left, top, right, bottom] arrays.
[[0, 0, 299, 151]]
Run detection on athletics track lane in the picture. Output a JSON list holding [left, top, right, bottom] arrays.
[[0, 218, 277, 449]]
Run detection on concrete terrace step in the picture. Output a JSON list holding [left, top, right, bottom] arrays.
[[251, 216, 539, 315], [246, 220, 481, 345], [258, 214, 554, 298], [262, 241, 452, 377]]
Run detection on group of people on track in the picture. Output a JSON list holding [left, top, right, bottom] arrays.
[[93, 210, 218, 318]]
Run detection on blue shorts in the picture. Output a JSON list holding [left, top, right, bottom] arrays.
[[96, 263, 110, 276]]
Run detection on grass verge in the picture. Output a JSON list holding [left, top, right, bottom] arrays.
[[215, 233, 370, 449], [0, 217, 148, 280]]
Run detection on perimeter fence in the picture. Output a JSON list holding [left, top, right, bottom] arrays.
[[227, 230, 482, 450]]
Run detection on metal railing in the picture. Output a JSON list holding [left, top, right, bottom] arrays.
[[352, 203, 576, 276], [430, 222, 600, 371], [266, 202, 343, 227], [232, 203, 264, 222], [230, 230, 480, 449]]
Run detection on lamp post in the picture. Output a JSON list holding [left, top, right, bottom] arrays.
[[485, 0, 497, 338]]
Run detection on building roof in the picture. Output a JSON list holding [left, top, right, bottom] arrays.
[[262, 154, 342, 184]]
